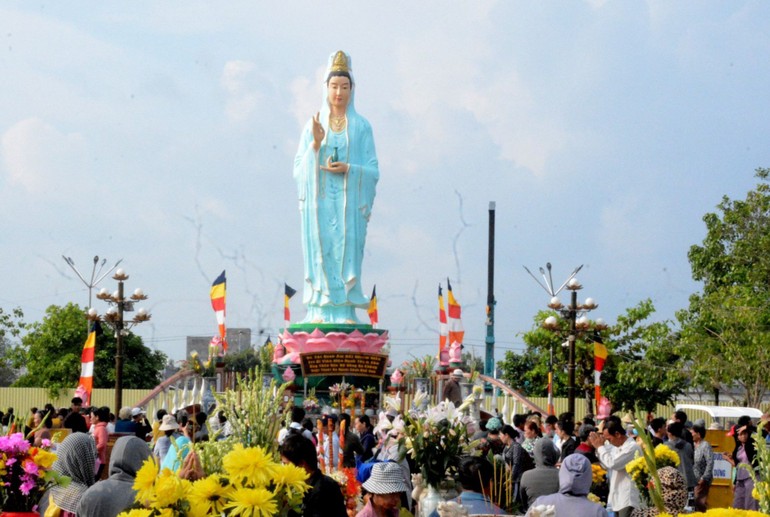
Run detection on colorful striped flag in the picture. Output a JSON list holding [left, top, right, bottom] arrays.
[[547, 371, 555, 416], [438, 284, 448, 353], [594, 341, 609, 414], [78, 322, 97, 406], [367, 285, 378, 327], [284, 283, 297, 327], [210, 270, 227, 353], [446, 278, 465, 346]]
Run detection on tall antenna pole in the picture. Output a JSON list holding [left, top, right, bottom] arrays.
[[485, 202, 496, 377]]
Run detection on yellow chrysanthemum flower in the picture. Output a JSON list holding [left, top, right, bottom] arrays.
[[271, 463, 311, 500], [153, 468, 186, 508], [117, 510, 153, 517], [653, 444, 680, 467], [223, 444, 278, 487], [133, 457, 159, 504], [188, 474, 234, 517], [33, 448, 57, 469], [224, 486, 278, 517]]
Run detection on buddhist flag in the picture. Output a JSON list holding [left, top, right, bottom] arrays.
[[210, 270, 227, 353], [547, 371, 555, 416], [284, 283, 297, 327], [78, 322, 98, 406], [447, 278, 465, 346], [594, 341, 609, 414], [367, 285, 378, 327], [438, 284, 448, 352]]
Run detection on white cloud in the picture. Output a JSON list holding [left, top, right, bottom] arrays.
[[221, 60, 264, 122], [288, 65, 326, 130], [1, 117, 89, 194]]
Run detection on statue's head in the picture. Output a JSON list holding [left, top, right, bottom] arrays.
[[326, 50, 353, 84], [326, 51, 353, 110]]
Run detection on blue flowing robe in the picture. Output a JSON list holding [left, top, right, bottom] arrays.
[[293, 70, 379, 323]]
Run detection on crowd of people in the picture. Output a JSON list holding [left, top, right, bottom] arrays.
[[0, 397, 233, 516], [1, 396, 768, 517]]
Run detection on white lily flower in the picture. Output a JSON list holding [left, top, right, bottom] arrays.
[[391, 414, 406, 434], [384, 394, 401, 412], [373, 410, 393, 436], [411, 390, 427, 409], [457, 392, 475, 413]]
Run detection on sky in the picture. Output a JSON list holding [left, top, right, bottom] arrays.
[[2, 1, 769, 371]]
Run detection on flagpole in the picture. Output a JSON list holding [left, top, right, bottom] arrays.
[[484, 201, 496, 377]]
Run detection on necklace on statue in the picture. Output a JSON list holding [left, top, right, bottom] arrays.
[[329, 115, 346, 132]]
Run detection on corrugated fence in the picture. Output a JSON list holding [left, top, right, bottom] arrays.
[[0, 387, 764, 427], [0, 388, 152, 416]]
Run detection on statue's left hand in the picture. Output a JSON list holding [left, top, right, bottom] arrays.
[[321, 156, 350, 174]]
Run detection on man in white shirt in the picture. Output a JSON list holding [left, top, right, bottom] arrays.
[[589, 416, 641, 517]]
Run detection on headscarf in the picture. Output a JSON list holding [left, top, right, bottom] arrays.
[[49, 432, 97, 512], [558, 453, 592, 496], [534, 437, 559, 468], [110, 435, 151, 479], [77, 436, 151, 517]]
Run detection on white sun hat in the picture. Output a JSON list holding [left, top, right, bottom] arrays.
[[362, 462, 409, 495]]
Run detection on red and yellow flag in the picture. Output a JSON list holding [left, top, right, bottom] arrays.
[[210, 270, 227, 353], [547, 371, 555, 416], [78, 323, 97, 406], [367, 285, 378, 327], [447, 278, 464, 346], [594, 341, 609, 414], [438, 285, 448, 352], [284, 283, 297, 326]]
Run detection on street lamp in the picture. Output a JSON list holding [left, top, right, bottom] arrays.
[[62, 255, 123, 328], [525, 264, 605, 416], [87, 268, 151, 412]]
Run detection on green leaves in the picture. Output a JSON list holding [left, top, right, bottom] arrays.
[[678, 168, 770, 406], [12, 302, 167, 397]]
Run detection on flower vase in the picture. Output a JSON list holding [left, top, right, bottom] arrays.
[[419, 485, 443, 517]]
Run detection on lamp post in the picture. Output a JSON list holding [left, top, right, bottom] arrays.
[[524, 264, 606, 416], [87, 268, 151, 412], [62, 255, 122, 328]]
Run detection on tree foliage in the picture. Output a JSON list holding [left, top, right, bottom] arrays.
[[602, 300, 686, 412], [678, 168, 770, 406], [0, 307, 24, 386], [499, 300, 686, 415], [12, 303, 168, 396]]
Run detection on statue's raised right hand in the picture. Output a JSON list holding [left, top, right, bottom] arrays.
[[312, 112, 324, 151]]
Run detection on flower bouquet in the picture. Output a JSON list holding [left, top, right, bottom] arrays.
[[625, 443, 680, 506], [404, 354, 437, 383], [302, 388, 319, 414], [120, 443, 310, 517], [589, 463, 608, 505], [401, 400, 472, 488], [0, 433, 68, 513]]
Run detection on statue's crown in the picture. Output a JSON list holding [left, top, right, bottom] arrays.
[[330, 51, 350, 73]]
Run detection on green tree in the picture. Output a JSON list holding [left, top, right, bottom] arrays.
[[602, 300, 687, 412], [0, 307, 24, 386], [461, 351, 484, 375], [678, 168, 770, 406], [499, 300, 685, 415], [12, 303, 167, 396], [498, 309, 570, 401]]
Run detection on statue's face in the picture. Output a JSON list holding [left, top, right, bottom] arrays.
[[327, 75, 351, 110]]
